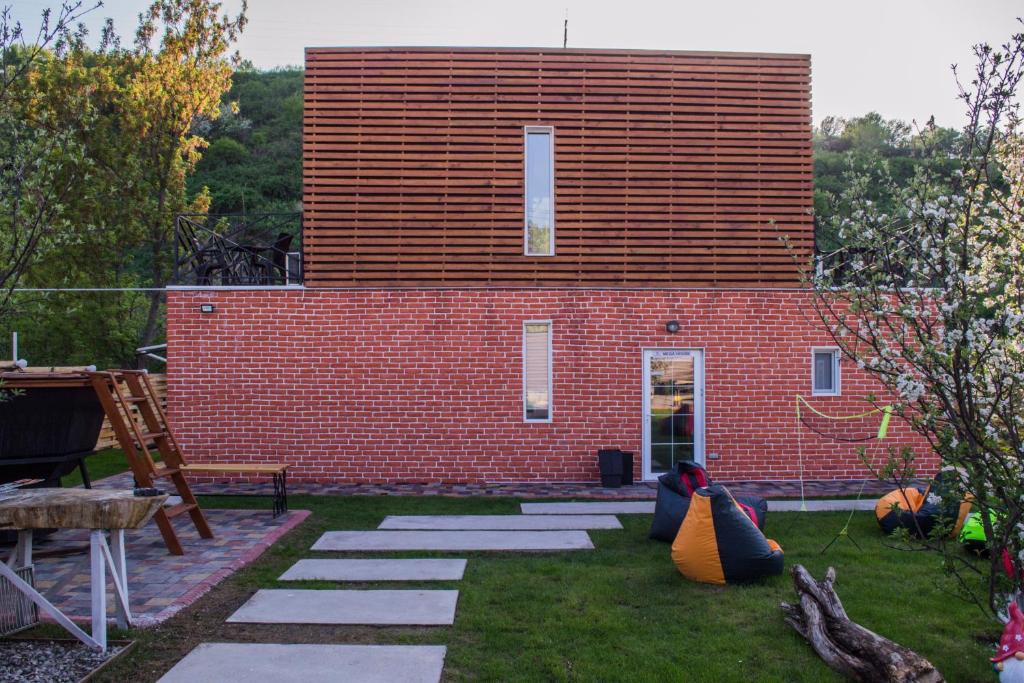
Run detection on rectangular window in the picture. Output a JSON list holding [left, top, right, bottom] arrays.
[[812, 348, 841, 396], [523, 321, 552, 421], [524, 126, 555, 255]]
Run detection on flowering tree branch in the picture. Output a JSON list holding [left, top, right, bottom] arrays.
[[809, 23, 1024, 620]]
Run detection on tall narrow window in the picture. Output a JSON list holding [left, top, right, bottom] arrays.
[[523, 321, 552, 421], [524, 127, 555, 255], [812, 348, 841, 396]]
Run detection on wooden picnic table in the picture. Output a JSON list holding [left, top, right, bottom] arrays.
[[0, 488, 167, 651]]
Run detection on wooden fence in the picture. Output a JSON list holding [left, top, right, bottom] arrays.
[[95, 374, 167, 450]]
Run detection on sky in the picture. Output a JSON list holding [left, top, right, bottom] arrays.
[[13, 0, 1022, 127]]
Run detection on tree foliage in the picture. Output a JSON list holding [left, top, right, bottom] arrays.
[[0, 1, 103, 323], [814, 112, 962, 253], [188, 64, 302, 214], [2, 0, 245, 366], [811, 26, 1024, 621]]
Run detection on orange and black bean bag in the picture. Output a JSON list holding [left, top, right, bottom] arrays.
[[875, 487, 936, 537], [671, 484, 784, 585], [649, 461, 768, 542], [875, 470, 972, 538]]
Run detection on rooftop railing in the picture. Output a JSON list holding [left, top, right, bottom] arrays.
[[173, 213, 302, 287]]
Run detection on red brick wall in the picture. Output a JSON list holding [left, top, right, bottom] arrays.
[[165, 288, 935, 483]]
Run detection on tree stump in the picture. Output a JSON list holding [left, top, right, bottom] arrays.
[[781, 564, 944, 682], [0, 489, 167, 530]]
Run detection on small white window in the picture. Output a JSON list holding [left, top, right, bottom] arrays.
[[523, 321, 552, 421], [812, 348, 841, 396], [524, 126, 555, 256]]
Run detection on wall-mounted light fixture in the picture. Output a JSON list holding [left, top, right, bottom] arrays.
[[665, 320, 680, 334], [199, 303, 216, 314]]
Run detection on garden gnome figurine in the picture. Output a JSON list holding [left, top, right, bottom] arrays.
[[994, 603, 1024, 682]]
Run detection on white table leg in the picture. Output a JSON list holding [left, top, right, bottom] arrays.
[[0, 559, 100, 650], [107, 529, 131, 629], [89, 530, 107, 652], [5, 530, 32, 569], [110, 528, 131, 630], [15, 530, 32, 567]]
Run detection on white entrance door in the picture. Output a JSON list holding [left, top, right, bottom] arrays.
[[642, 349, 705, 480]]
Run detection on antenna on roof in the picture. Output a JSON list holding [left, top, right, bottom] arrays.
[[563, 9, 568, 49]]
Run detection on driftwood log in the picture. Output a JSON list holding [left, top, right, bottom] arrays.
[[781, 564, 944, 683]]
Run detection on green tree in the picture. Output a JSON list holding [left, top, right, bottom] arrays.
[[122, 0, 247, 348], [188, 66, 303, 214], [4, 0, 246, 366], [813, 113, 961, 253], [0, 1, 102, 325], [811, 28, 1024, 621]]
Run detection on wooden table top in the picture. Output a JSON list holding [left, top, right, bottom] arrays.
[[0, 489, 168, 530]]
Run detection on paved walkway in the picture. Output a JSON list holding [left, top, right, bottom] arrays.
[[157, 488, 886, 679], [520, 499, 877, 514], [162, 513, 606, 681], [159, 644, 447, 683], [378, 514, 622, 529], [312, 529, 596, 551], [228, 589, 460, 625], [94, 472, 903, 500], [29, 508, 308, 626], [280, 558, 467, 581]]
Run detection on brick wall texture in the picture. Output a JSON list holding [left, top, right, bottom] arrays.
[[165, 288, 936, 483]]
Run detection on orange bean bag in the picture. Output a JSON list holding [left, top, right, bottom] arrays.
[[671, 484, 784, 585]]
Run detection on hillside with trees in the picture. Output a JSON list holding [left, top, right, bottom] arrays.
[[187, 65, 303, 214], [813, 112, 961, 253]]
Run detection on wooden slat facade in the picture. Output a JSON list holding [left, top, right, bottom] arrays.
[[303, 47, 813, 287]]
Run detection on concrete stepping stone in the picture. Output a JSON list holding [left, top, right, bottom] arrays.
[[769, 499, 876, 512], [226, 589, 459, 625], [157, 643, 447, 683], [378, 514, 622, 530], [279, 558, 467, 581], [312, 530, 594, 551], [520, 501, 655, 515]]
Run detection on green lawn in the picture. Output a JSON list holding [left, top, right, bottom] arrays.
[[84, 494, 999, 682], [61, 449, 134, 488]]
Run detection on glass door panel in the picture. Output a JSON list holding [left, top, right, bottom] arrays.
[[643, 350, 704, 480]]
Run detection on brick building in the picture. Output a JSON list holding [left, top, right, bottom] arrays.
[[166, 47, 932, 483]]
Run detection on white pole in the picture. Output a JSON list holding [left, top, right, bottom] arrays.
[[11, 331, 16, 362], [90, 530, 107, 651]]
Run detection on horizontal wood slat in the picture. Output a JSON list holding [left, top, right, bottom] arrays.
[[303, 47, 813, 287], [95, 374, 166, 450]]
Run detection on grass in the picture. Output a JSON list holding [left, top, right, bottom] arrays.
[[67, 494, 1000, 682], [60, 448, 131, 488]]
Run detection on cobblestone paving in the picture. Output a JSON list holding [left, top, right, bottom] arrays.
[[26, 508, 309, 626]]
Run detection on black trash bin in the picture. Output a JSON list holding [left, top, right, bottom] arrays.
[[597, 449, 634, 488]]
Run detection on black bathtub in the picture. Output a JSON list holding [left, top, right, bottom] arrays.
[[0, 373, 106, 487]]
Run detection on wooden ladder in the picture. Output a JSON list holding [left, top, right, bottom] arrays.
[[88, 370, 213, 555]]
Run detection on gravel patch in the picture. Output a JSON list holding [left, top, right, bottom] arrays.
[[0, 639, 124, 683]]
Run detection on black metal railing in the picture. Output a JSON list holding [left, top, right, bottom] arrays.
[[173, 213, 302, 286]]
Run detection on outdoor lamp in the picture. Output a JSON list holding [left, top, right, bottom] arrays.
[[665, 320, 680, 334]]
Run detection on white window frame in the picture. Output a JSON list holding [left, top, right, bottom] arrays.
[[811, 347, 841, 396], [523, 126, 556, 256], [641, 348, 705, 480], [523, 320, 553, 423]]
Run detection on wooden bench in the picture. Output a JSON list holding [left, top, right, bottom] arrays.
[[180, 463, 289, 517]]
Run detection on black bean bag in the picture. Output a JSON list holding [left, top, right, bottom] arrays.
[[649, 461, 767, 541], [649, 472, 693, 541]]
